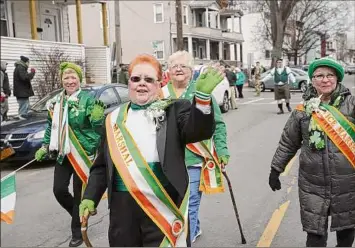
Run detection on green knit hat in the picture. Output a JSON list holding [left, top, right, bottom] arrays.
[[60, 62, 83, 83], [308, 57, 344, 82]]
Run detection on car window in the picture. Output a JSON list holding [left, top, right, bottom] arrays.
[[292, 69, 307, 76], [115, 87, 129, 103], [31, 89, 95, 112], [99, 88, 120, 108]]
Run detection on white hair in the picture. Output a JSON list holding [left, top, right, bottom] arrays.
[[168, 51, 194, 68]]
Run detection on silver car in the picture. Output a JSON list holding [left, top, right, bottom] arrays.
[[250, 68, 310, 93]]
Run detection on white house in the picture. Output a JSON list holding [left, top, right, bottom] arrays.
[[1, 0, 111, 116]]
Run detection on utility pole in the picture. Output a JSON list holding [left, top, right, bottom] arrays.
[[114, 0, 122, 75], [175, 0, 183, 51]]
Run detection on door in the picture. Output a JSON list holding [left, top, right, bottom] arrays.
[[41, 14, 57, 41]]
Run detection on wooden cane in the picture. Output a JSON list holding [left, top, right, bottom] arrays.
[[81, 209, 93, 247]]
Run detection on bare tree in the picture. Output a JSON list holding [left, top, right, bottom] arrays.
[[257, 0, 352, 66], [283, 0, 351, 65], [259, 0, 300, 66], [31, 46, 85, 98]]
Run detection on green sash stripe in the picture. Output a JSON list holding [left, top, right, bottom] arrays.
[[167, 83, 177, 99], [322, 104, 355, 140], [68, 128, 93, 168], [116, 103, 183, 220]]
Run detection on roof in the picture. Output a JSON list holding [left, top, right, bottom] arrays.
[[188, 0, 220, 10], [219, 8, 244, 17]]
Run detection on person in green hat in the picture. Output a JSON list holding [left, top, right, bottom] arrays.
[[34, 62, 106, 247], [268, 57, 355, 247]]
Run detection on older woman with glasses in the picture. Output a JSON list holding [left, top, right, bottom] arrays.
[[79, 54, 224, 247], [161, 51, 230, 243], [269, 57, 355, 247]]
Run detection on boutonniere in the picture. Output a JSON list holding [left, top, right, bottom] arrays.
[[304, 94, 323, 116], [145, 99, 173, 130]]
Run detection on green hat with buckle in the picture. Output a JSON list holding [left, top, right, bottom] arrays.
[[308, 57, 344, 82]]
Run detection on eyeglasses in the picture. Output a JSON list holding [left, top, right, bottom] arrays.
[[130, 75, 156, 84], [170, 64, 190, 70], [312, 74, 336, 81]]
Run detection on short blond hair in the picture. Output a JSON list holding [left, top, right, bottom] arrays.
[[168, 51, 194, 69]]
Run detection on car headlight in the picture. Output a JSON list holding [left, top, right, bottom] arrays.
[[31, 130, 45, 140]]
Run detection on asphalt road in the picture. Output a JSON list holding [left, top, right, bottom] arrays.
[[1, 75, 354, 247]]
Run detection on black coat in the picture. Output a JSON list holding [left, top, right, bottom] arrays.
[[226, 70, 236, 86], [271, 84, 355, 235], [13, 61, 35, 98], [84, 99, 215, 208], [1, 70, 11, 96]]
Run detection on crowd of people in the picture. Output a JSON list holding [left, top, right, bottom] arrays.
[[1, 50, 354, 247]]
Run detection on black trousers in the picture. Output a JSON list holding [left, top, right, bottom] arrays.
[[306, 228, 355, 247], [53, 157, 82, 239], [236, 85, 244, 98], [109, 187, 190, 247]]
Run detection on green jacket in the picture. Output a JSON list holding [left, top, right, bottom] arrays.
[[165, 81, 230, 166], [43, 91, 104, 163]]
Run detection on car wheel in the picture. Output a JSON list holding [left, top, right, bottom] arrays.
[[260, 82, 266, 92], [299, 81, 307, 93], [220, 92, 229, 113]]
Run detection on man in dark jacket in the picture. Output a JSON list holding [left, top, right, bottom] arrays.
[[1, 61, 11, 121], [225, 67, 238, 109], [13, 55, 35, 119], [269, 57, 355, 247]]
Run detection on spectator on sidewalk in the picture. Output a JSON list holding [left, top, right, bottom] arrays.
[[235, 67, 246, 98], [13, 55, 35, 120], [226, 67, 238, 109], [118, 64, 129, 85], [1, 61, 11, 122]]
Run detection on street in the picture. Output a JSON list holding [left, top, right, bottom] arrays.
[[1, 75, 354, 247]]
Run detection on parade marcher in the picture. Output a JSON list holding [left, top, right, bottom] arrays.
[[251, 61, 265, 96], [34, 62, 105, 247], [13, 55, 36, 120], [235, 67, 246, 98], [78, 54, 222, 247], [262, 58, 296, 114], [226, 66, 238, 110], [161, 51, 230, 243], [1, 61, 11, 122], [268, 57, 355, 247]]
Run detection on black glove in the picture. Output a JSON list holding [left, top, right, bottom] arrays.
[[269, 168, 281, 191]]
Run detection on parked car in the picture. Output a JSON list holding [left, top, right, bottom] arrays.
[[249, 68, 310, 93], [192, 65, 231, 113], [346, 65, 355, 75], [0, 84, 129, 163]]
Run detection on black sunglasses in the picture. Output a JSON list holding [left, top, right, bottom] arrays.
[[130, 76, 156, 84]]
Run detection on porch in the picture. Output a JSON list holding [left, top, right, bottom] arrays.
[[172, 37, 243, 63], [1, 0, 109, 46]]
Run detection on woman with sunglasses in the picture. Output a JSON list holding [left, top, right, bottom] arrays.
[[34, 62, 105, 247], [161, 51, 230, 243], [269, 57, 355, 247], [79, 54, 224, 247]]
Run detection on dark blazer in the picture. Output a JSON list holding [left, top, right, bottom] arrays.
[[84, 98, 215, 207]]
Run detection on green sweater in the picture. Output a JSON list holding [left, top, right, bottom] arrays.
[[165, 81, 230, 166], [43, 91, 104, 163]]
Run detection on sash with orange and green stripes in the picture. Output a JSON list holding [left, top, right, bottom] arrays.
[[296, 104, 355, 168], [162, 82, 224, 194], [187, 140, 225, 194], [106, 103, 189, 247]]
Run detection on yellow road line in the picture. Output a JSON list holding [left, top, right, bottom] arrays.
[[257, 200, 291, 247], [281, 156, 297, 176]]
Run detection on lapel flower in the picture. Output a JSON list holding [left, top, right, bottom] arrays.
[[145, 99, 172, 130]]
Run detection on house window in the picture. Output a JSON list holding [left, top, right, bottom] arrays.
[[193, 41, 198, 58], [1, 0, 8, 36], [265, 50, 271, 59], [326, 41, 333, 50], [183, 5, 188, 25], [152, 40, 164, 60], [153, 3, 163, 23], [100, 8, 110, 29]]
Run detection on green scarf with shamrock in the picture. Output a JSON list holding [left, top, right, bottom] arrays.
[[302, 83, 351, 150]]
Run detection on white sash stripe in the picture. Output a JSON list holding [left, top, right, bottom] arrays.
[[69, 141, 90, 181]]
